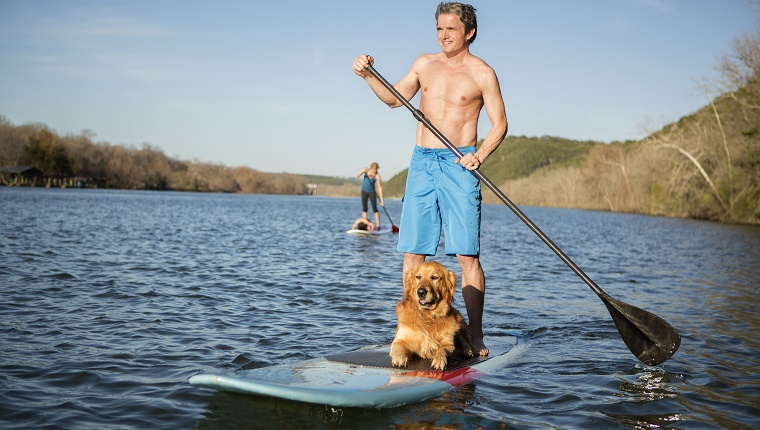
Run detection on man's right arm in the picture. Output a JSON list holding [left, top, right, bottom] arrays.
[[353, 54, 423, 108]]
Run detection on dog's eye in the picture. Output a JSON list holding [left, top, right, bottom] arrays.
[[430, 275, 439, 280], [415, 274, 422, 279]]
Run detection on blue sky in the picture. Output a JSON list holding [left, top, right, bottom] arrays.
[[0, 1, 756, 178]]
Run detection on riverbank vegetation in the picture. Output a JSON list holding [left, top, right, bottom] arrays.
[[494, 25, 759, 225], [0, 122, 357, 195]]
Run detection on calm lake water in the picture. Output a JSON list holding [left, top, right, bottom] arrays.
[[1, 187, 758, 429]]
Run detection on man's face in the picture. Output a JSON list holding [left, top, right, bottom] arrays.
[[437, 13, 473, 54]]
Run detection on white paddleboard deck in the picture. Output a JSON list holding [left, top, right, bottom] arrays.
[[189, 336, 517, 408], [346, 225, 393, 235]]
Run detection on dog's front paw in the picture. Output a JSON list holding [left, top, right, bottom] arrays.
[[430, 356, 447, 371], [391, 354, 409, 368], [462, 346, 474, 357], [390, 341, 409, 368]]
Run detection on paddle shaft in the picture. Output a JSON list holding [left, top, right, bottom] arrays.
[[365, 65, 605, 297], [382, 205, 397, 226]]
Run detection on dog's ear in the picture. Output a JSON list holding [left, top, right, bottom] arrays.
[[446, 270, 457, 299], [403, 267, 417, 294]]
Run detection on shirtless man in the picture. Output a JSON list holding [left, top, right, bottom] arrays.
[[352, 2, 507, 356]]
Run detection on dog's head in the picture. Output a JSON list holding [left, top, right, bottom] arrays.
[[403, 261, 457, 315]]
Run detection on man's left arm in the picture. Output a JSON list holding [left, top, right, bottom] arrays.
[[474, 68, 508, 165]]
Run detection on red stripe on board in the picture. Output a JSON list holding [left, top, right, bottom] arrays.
[[400, 366, 486, 386]]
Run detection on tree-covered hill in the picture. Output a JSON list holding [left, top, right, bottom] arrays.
[[0, 120, 360, 195], [382, 135, 598, 198]]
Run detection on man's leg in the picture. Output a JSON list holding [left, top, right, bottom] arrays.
[[370, 194, 380, 226], [457, 254, 489, 356], [403, 253, 426, 278]]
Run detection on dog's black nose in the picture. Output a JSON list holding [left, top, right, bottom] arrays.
[[417, 287, 426, 298]]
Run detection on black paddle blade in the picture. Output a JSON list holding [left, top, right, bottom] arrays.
[[599, 293, 681, 366]]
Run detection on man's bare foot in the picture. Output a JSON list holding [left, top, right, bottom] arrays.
[[472, 336, 489, 356]]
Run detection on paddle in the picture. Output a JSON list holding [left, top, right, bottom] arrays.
[[364, 63, 681, 366], [382, 205, 400, 233]]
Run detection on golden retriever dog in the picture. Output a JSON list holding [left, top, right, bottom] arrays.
[[390, 261, 474, 371]]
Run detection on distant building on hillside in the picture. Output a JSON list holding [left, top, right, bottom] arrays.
[[0, 166, 105, 188], [0, 166, 43, 186], [305, 183, 318, 195]]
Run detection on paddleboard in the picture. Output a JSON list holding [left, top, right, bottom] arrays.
[[346, 225, 392, 235], [189, 336, 517, 408]]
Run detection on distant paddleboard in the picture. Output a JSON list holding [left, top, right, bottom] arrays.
[[346, 225, 392, 235], [189, 336, 518, 408]]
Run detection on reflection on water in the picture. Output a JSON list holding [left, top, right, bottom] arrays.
[[617, 369, 680, 402], [0, 188, 758, 429]]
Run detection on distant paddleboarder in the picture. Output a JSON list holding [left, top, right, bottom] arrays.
[[351, 216, 375, 232], [356, 162, 385, 229]]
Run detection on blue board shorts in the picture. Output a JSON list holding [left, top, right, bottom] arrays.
[[397, 145, 481, 256]]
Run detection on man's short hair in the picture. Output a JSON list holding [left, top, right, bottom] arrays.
[[436, 2, 478, 44]]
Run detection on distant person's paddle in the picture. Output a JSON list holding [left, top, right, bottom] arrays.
[[364, 62, 681, 366], [382, 205, 400, 233]]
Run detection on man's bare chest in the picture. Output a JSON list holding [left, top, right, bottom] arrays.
[[419, 67, 482, 107]]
